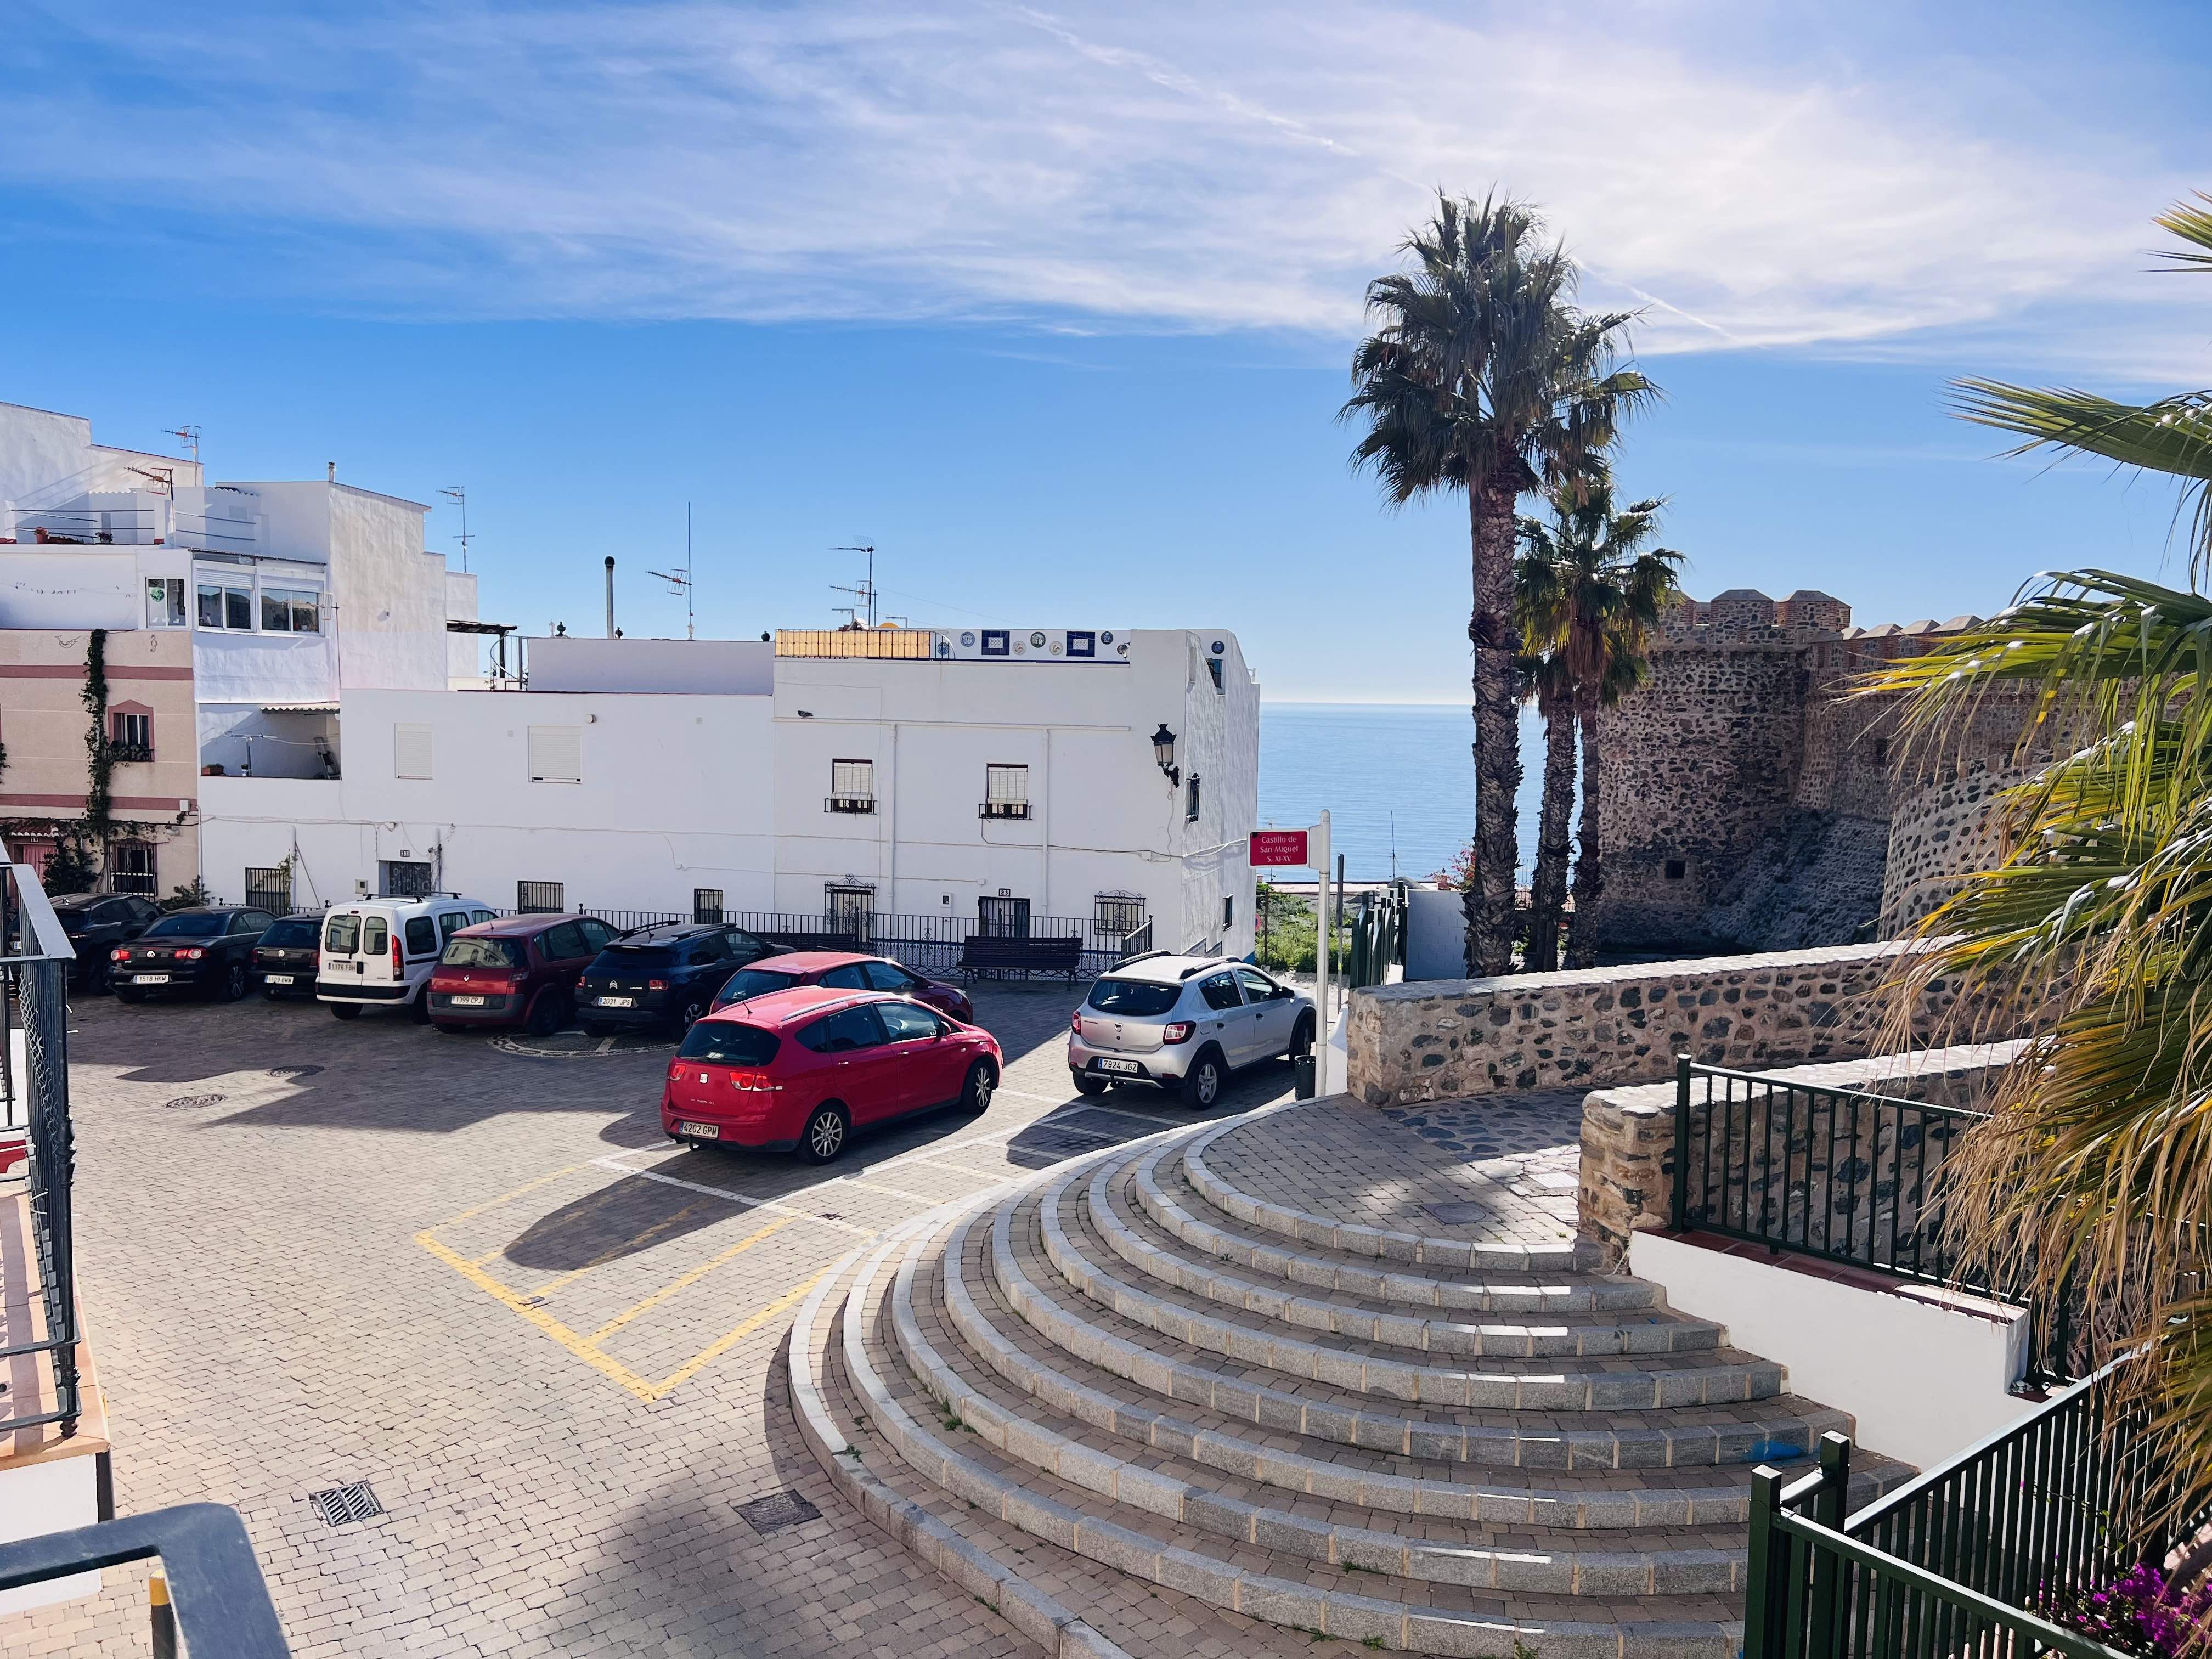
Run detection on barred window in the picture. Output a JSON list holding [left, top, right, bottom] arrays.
[[1094, 893, 1146, 936]]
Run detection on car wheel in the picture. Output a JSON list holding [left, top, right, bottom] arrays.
[[222, 961, 248, 1001], [90, 960, 114, 996], [678, 997, 706, 1029], [1179, 1049, 1224, 1110], [330, 1003, 362, 1021], [114, 985, 145, 1005], [409, 991, 432, 1024], [799, 1103, 851, 1165], [526, 992, 563, 1036], [1073, 1070, 1110, 1096], [961, 1060, 996, 1114], [1288, 1013, 1316, 1060]]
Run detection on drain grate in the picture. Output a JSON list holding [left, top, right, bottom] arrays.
[[163, 1093, 227, 1110], [735, 1490, 821, 1535], [307, 1482, 385, 1527]]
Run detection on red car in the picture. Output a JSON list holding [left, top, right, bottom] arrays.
[[708, 949, 974, 1022], [661, 986, 1001, 1164], [427, 913, 621, 1034]]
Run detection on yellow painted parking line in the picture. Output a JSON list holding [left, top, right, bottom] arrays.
[[528, 1199, 721, 1300], [416, 1231, 664, 1402], [423, 1163, 587, 1235], [653, 1272, 826, 1395], [588, 1155, 877, 1238], [586, 1215, 794, 1345]]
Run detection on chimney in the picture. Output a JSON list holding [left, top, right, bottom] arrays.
[[326, 461, 336, 482], [604, 556, 616, 639]]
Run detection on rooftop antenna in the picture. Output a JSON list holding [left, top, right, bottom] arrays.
[[830, 544, 877, 628], [647, 501, 696, 641], [438, 486, 472, 573], [163, 424, 201, 470]]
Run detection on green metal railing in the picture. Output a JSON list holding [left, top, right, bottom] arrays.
[[1745, 1363, 2207, 1659], [1346, 882, 1407, 991], [1671, 1058, 1985, 1290]]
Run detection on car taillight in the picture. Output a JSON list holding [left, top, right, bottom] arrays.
[[392, 937, 403, 977], [111, 948, 128, 962], [1162, 1021, 1195, 1044], [1071, 1012, 1082, 1033], [181, 948, 205, 961], [648, 979, 669, 992], [732, 1070, 782, 1092], [667, 1059, 685, 1079]]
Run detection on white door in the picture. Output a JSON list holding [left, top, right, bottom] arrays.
[[1236, 967, 1295, 1059]]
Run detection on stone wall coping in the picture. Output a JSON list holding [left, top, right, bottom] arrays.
[[1360, 939, 1914, 1007], [1585, 1040, 2027, 1121]]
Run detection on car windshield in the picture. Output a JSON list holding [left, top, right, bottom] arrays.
[[260, 919, 319, 947], [1085, 978, 1183, 1017], [718, 968, 798, 1003], [443, 937, 526, 969], [676, 1023, 781, 1066], [143, 912, 225, 939]]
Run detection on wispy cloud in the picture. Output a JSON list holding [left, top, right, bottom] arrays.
[[5, 1, 2203, 368]]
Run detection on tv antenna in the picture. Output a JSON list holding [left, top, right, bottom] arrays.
[[830, 544, 878, 627], [438, 486, 471, 572], [164, 424, 201, 469], [648, 501, 696, 640]]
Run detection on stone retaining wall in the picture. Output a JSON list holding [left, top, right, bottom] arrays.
[[1576, 1042, 2023, 1265], [1346, 940, 1956, 1108]]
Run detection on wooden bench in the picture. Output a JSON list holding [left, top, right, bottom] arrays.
[[956, 934, 1084, 983]]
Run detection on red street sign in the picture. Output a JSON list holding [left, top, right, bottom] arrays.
[[1250, 829, 1310, 867]]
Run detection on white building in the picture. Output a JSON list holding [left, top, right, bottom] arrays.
[[198, 627, 1260, 960]]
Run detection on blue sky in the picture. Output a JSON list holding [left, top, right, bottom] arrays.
[[5, 0, 2211, 699]]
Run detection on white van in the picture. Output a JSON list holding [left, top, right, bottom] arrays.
[[318, 895, 496, 1020]]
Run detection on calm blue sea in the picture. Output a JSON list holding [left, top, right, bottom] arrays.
[[1257, 703, 1547, 883]]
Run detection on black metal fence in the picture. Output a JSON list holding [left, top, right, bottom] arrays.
[[1744, 1363, 2210, 1659], [0, 862, 82, 1438], [1671, 1058, 1984, 1288], [1347, 882, 1408, 990]]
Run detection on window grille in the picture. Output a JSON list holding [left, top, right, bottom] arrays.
[[517, 881, 565, 914], [827, 758, 875, 812], [1186, 774, 1201, 823], [978, 895, 1031, 937], [1093, 893, 1146, 936], [108, 841, 157, 896], [381, 860, 433, 899], [244, 866, 292, 913], [826, 884, 876, 943], [981, 763, 1030, 819]]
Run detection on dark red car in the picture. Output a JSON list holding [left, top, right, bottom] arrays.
[[708, 950, 973, 1022], [662, 985, 1002, 1163], [427, 913, 622, 1034]]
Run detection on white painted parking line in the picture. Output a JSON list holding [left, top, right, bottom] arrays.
[[587, 1155, 877, 1238], [1053, 1102, 1185, 1130]]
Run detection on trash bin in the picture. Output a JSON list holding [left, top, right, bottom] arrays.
[[1293, 1053, 1317, 1100]]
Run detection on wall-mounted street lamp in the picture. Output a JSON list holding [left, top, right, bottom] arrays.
[[1150, 723, 1180, 787]]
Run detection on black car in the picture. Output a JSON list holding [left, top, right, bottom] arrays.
[[575, 922, 780, 1033], [112, 907, 279, 1003], [251, 915, 324, 998], [49, 893, 160, 992]]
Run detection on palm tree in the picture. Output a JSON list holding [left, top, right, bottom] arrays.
[[1516, 649, 1576, 972], [1343, 193, 1654, 977], [1864, 196, 2212, 1536], [1515, 476, 1682, 967]]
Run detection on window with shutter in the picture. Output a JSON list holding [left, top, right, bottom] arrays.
[[393, 724, 432, 780], [527, 725, 583, 783]]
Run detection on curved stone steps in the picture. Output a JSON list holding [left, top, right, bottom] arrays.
[[901, 1212, 1762, 1588], [1032, 1174, 1786, 1410], [1132, 1142, 1658, 1314], [1181, 1111, 1599, 1273], [1093, 1158, 1717, 1358], [959, 1185, 1861, 1483], [838, 1210, 1743, 1657]]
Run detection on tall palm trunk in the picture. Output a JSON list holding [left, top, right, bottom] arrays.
[[1523, 692, 1575, 972], [1566, 687, 1603, 968], [1466, 481, 1523, 976]]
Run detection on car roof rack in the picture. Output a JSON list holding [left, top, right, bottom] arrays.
[[1110, 948, 1170, 970]]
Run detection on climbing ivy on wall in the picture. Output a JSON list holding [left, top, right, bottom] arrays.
[[81, 627, 112, 839]]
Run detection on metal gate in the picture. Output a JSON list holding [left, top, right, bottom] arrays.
[[381, 860, 433, 899], [244, 866, 293, 913], [977, 895, 1031, 937]]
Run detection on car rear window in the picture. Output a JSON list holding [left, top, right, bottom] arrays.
[[443, 937, 526, 969], [676, 1023, 781, 1067], [719, 967, 798, 1003], [261, 918, 319, 947], [144, 912, 225, 939], [1085, 978, 1182, 1017], [599, 944, 674, 969], [324, 915, 359, 953]]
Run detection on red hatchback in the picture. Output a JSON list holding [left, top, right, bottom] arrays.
[[427, 913, 622, 1034], [661, 986, 1002, 1164], [709, 950, 974, 1022]]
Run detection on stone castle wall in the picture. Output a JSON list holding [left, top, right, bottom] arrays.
[[1878, 764, 2027, 936], [1345, 940, 1959, 1107]]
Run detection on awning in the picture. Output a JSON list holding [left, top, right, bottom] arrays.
[[257, 702, 338, 714]]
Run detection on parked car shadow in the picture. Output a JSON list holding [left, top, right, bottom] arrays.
[[499, 1173, 729, 1272]]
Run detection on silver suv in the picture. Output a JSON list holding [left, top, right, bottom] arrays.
[[1068, 953, 1316, 1108]]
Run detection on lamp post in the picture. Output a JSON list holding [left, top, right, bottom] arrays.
[[1150, 724, 1180, 788]]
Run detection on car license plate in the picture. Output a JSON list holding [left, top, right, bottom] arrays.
[[676, 1120, 720, 1140], [264, 973, 295, 985], [1098, 1058, 1142, 1074], [596, 995, 636, 1008], [450, 994, 486, 1007], [136, 973, 172, 985]]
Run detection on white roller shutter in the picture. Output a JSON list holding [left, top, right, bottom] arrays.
[[393, 723, 432, 780], [527, 724, 583, 783]]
